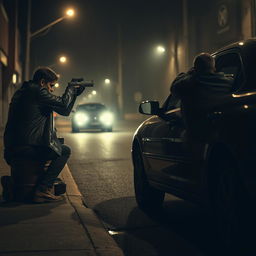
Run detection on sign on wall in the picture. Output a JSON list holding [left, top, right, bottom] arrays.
[[215, 0, 241, 45], [217, 4, 230, 34]]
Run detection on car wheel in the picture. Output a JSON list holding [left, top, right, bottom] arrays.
[[133, 146, 165, 211], [209, 153, 247, 252]]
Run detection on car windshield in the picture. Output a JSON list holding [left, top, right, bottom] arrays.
[[77, 104, 106, 111]]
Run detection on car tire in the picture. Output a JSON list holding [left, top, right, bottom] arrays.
[[209, 152, 248, 253], [133, 146, 165, 211]]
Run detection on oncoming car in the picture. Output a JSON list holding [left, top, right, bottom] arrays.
[[131, 39, 256, 250], [71, 103, 114, 132]]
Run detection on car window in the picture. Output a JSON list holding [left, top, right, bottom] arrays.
[[162, 94, 181, 112], [215, 52, 244, 91], [77, 104, 106, 111]]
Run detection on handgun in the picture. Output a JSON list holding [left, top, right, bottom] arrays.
[[68, 78, 94, 87]]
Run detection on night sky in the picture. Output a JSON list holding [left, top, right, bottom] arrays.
[[28, 0, 180, 112]]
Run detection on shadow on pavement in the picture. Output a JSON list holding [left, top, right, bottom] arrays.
[[94, 196, 256, 256], [0, 198, 66, 227], [93, 196, 217, 256]]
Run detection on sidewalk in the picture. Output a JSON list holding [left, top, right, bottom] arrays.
[[0, 136, 124, 256]]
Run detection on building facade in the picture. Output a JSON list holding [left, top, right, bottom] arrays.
[[0, 0, 22, 129], [162, 0, 256, 105]]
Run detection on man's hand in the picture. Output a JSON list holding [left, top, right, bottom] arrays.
[[187, 67, 196, 75], [74, 85, 85, 96]]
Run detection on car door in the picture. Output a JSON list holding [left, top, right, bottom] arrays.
[[143, 95, 201, 193], [214, 50, 245, 92]]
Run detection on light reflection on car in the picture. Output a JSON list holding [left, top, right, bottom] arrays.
[[71, 103, 114, 132]]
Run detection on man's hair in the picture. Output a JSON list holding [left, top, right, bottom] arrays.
[[32, 67, 58, 83], [193, 53, 215, 73]]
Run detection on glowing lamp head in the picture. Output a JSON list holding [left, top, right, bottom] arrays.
[[12, 74, 17, 84], [59, 56, 67, 63], [105, 79, 110, 84], [156, 46, 165, 54], [66, 9, 75, 17]]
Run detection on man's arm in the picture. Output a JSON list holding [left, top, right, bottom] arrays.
[[37, 85, 77, 116], [53, 97, 76, 116]]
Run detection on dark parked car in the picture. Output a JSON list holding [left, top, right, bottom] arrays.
[[132, 39, 256, 248], [71, 103, 114, 132]]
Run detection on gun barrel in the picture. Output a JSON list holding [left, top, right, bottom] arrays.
[[68, 80, 94, 87], [71, 78, 84, 82]]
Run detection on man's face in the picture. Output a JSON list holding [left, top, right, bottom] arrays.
[[40, 79, 57, 93]]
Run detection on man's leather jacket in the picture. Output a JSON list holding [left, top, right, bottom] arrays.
[[4, 81, 77, 156], [170, 71, 234, 141]]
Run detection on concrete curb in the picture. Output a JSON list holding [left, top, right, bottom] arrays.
[[61, 165, 124, 256]]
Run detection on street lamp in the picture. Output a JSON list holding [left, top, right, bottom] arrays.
[[59, 56, 67, 63], [24, 2, 76, 80], [156, 46, 166, 54], [49, 56, 68, 69], [92, 90, 97, 95], [104, 78, 111, 85], [66, 9, 75, 17], [30, 8, 75, 38]]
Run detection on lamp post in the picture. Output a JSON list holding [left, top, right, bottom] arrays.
[[23, 0, 75, 80], [30, 9, 74, 38]]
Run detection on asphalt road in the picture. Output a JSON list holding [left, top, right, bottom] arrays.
[[57, 118, 217, 256]]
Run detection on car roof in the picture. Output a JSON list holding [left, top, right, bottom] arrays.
[[212, 38, 256, 56], [77, 103, 106, 107]]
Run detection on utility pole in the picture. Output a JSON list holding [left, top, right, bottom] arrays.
[[182, 0, 189, 70], [23, 0, 31, 80], [23, 1, 75, 81], [117, 24, 123, 119]]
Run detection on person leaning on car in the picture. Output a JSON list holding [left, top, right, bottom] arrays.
[[170, 52, 234, 141], [3, 67, 85, 203]]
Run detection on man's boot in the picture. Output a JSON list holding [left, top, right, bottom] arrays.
[[33, 186, 63, 203]]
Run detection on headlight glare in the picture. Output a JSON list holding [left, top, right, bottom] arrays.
[[99, 112, 114, 126], [74, 112, 89, 126]]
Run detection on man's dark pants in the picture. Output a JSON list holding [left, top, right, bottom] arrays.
[[5, 144, 71, 189]]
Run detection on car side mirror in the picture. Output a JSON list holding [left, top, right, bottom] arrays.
[[139, 101, 160, 115]]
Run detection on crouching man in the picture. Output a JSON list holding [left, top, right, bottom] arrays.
[[3, 67, 85, 203]]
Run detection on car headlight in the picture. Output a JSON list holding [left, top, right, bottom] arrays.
[[74, 112, 89, 126], [99, 111, 114, 126]]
